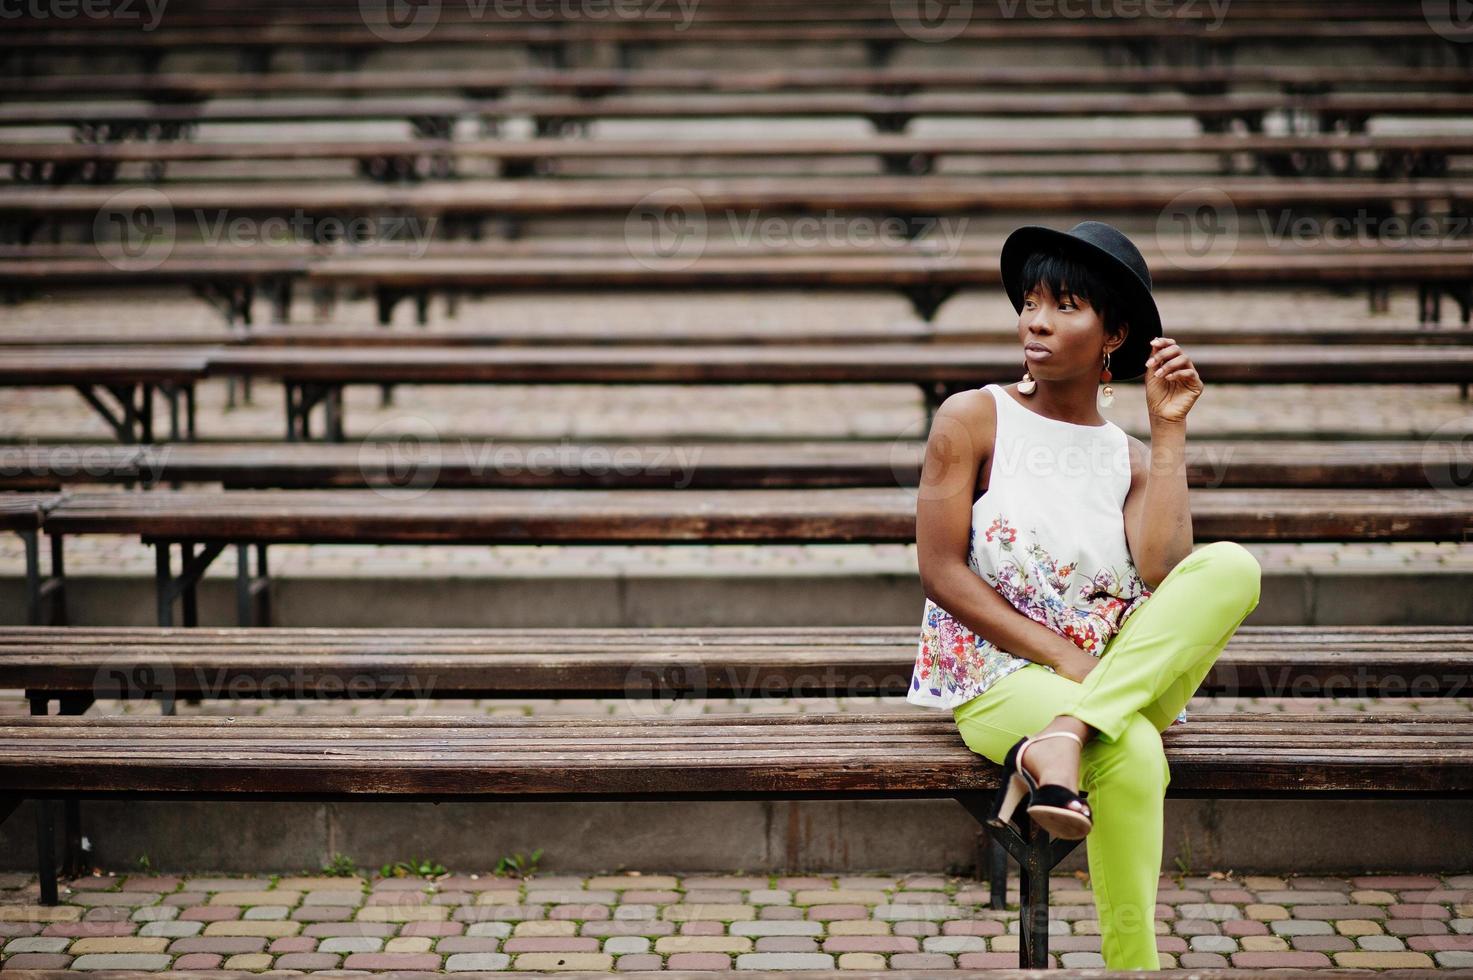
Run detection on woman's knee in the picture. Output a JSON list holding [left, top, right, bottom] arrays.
[[1186, 540, 1262, 611], [1085, 713, 1171, 794]]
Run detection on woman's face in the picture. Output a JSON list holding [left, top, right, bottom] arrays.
[[1017, 280, 1114, 378]]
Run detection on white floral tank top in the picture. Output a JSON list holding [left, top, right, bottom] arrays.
[[907, 382, 1187, 727]]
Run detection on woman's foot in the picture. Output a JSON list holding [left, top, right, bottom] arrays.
[[1018, 720, 1088, 793]]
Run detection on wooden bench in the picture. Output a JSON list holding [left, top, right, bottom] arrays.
[[3, 18, 1458, 76], [6, 340, 1472, 442], [27, 486, 1473, 627], [0, 348, 206, 442], [4, 90, 1472, 142], [0, 493, 64, 628], [11, 63, 1471, 100], [10, 624, 1469, 713], [208, 342, 1473, 439], [9, 132, 1468, 184], [3, 709, 1470, 964], [5, 321, 1473, 349], [5, 437, 1472, 494]]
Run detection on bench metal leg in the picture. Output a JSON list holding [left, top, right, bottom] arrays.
[[30, 698, 60, 904], [235, 543, 272, 627], [153, 539, 228, 628], [956, 790, 1086, 969], [35, 798, 58, 905], [21, 530, 66, 626], [73, 382, 157, 444], [285, 383, 347, 442]]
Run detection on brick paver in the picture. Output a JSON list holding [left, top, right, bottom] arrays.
[[1, 870, 1470, 972]]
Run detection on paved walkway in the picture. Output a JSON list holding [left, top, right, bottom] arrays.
[[1, 870, 1470, 971]]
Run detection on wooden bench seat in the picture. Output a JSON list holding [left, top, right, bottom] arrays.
[[4, 91, 1471, 142], [8, 132, 1468, 183], [11, 64, 1472, 100], [6, 624, 1469, 707], [6, 321, 1473, 348], [5, 438, 1471, 492], [5, 174, 1467, 217], [3, 710, 1470, 962], [0, 349, 206, 443], [9, 339, 1472, 445], [25, 486, 1472, 627]]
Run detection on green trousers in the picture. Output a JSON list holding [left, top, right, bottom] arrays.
[[952, 539, 1262, 969]]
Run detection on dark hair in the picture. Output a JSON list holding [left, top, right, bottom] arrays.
[[1018, 248, 1130, 344]]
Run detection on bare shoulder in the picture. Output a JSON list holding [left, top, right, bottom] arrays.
[[1123, 432, 1149, 486], [928, 386, 998, 461]]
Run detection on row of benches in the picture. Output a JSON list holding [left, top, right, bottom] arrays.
[[5, 622, 1471, 964]]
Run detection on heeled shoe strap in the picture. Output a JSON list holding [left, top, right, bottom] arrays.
[[1028, 730, 1084, 747], [1016, 730, 1084, 794], [1029, 785, 1092, 818]]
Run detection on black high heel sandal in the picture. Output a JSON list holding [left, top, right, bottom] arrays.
[[985, 730, 1093, 840]]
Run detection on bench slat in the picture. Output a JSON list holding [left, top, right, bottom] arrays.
[[5, 626, 1469, 699], [38, 488, 1473, 543], [2, 714, 1469, 796]]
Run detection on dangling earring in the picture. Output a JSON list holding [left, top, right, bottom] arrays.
[[1098, 351, 1114, 408], [1017, 369, 1036, 395]]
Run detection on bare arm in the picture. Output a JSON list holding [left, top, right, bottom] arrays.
[[1122, 423, 1194, 589], [916, 391, 1095, 676], [1124, 335, 1202, 588]]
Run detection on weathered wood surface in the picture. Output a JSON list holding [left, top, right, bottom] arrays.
[[4, 625, 1469, 699], [13, 64, 1471, 98], [7, 132, 1471, 165], [38, 487, 1473, 543], [2, 713, 1470, 797], [3, 174, 1468, 214], [3, 322, 1471, 349], [204, 343, 1473, 385], [0, 493, 61, 532]]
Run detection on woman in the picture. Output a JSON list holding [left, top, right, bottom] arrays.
[[908, 220, 1262, 970]]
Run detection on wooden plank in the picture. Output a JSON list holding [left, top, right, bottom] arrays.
[[3, 322, 1472, 349], [2, 625, 1468, 699], [0, 19, 1453, 49], [0, 493, 62, 532], [199, 343, 1473, 385], [1, 438, 1466, 492], [0, 350, 213, 386], [0, 713, 1469, 797], [11, 64, 1473, 98], [3, 174, 1469, 216], [39, 487, 1473, 543], [6, 132, 1473, 165]]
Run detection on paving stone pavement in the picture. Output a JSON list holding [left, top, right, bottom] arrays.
[[1, 870, 1471, 972]]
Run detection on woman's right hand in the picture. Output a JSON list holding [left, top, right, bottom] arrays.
[[1048, 643, 1100, 684]]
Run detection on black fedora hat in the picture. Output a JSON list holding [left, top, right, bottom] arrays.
[[1000, 220, 1162, 382]]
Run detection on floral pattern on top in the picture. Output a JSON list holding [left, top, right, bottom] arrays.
[[911, 515, 1188, 727]]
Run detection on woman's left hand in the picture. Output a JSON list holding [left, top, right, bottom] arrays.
[[1143, 335, 1202, 424]]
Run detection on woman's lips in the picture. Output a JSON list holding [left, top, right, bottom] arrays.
[[1024, 345, 1052, 360]]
